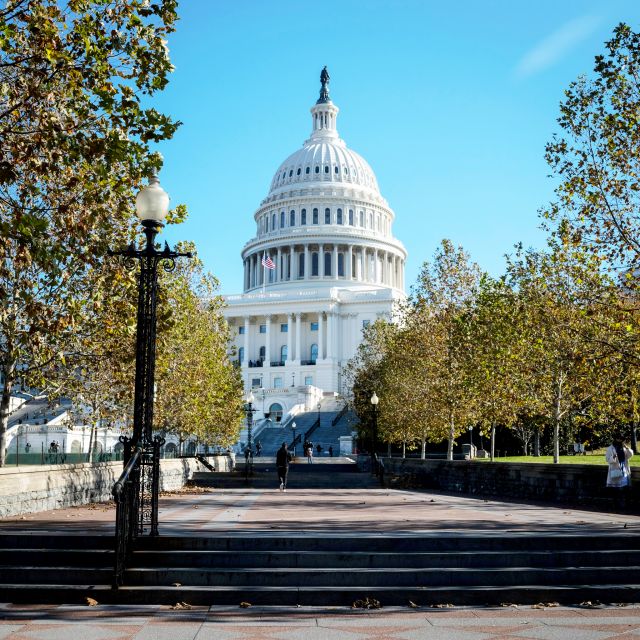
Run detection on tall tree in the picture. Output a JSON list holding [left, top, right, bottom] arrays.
[[544, 23, 640, 278], [0, 0, 180, 465], [154, 246, 244, 451], [409, 240, 481, 460]]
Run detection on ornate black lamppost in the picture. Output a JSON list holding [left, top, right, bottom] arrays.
[[244, 391, 256, 477], [110, 175, 191, 581], [291, 421, 297, 456], [370, 392, 379, 475]]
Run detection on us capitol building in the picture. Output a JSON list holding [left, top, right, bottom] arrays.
[[223, 68, 407, 426]]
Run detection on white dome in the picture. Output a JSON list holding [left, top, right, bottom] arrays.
[[269, 141, 380, 195]]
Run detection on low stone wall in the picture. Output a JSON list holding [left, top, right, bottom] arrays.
[[382, 457, 640, 509], [0, 455, 231, 518]]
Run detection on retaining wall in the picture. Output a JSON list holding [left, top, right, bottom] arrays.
[[383, 457, 640, 509], [0, 455, 232, 518]]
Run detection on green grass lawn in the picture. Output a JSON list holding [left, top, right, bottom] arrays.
[[478, 453, 640, 466]]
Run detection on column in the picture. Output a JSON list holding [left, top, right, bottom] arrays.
[[304, 244, 310, 280], [265, 315, 271, 365], [333, 245, 339, 279], [277, 247, 282, 282], [290, 245, 296, 280], [326, 312, 334, 360], [374, 249, 379, 283], [295, 312, 302, 363], [243, 316, 250, 365], [356, 247, 362, 281], [287, 313, 293, 363], [347, 245, 353, 280], [318, 312, 324, 361], [383, 251, 389, 285]]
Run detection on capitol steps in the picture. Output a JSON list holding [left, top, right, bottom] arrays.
[[1, 533, 639, 605], [192, 459, 377, 489]]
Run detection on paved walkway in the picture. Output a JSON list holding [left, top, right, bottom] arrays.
[[2, 487, 640, 636], [1, 603, 640, 639], [1, 487, 638, 536]]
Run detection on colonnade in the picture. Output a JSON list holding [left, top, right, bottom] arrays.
[[243, 243, 404, 291], [240, 310, 352, 368]]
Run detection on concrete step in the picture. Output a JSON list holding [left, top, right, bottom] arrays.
[[0, 583, 637, 607], [122, 566, 640, 588], [128, 548, 633, 570], [132, 534, 640, 553]]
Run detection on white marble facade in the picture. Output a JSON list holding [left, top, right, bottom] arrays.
[[224, 71, 406, 422]]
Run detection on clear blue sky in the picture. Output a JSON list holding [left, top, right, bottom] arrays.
[[153, 1, 640, 295]]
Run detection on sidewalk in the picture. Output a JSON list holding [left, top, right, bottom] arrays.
[[2, 603, 640, 639]]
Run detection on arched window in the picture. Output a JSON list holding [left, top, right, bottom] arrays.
[[359, 211, 364, 226], [334, 166, 339, 174], [239, 347, 245, 363], [289, 170, 293, 177], [297, 168, 301, 175], [272, 213, 276, 230], [368, 212, 373, 228], [269, 403, 283, 422], [259, 346, 266, 361], [312, 208, 318, 224], [280, 211, 285, 228], [281, 345, 288, 362], [324, 252, 332, 276], [298, 256, 305, 278], [315, 166, 320, 174], [338, 253, 344, 277], [311, 252, 319, 276], [349, 209, 354, 225], [337, 208, 343, 225], [306, 166, 310, 174], [324, 208, 330, 224], [301, 208, 307, 225], [290, 210, 295, 226], [310, 344, 318, 363], [265, 216, 269, 232], [324, 166, 329, 174], [352, 252, 357, 278]]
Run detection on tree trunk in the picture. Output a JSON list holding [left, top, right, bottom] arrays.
[[387, 442, 391, 457], [0, 365, 15, 467], [402, 440, 406, 459], [87, 423, 95, 463], [421, 437, 426, 459], [447, 416, 455, 461], [533, 427, 540, 457], [553, 379, 562, 464], [490, 422, 495, 461]]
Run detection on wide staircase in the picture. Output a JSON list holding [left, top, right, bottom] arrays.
[[255, 397, 357, 458], [1, 531, 639, 605]]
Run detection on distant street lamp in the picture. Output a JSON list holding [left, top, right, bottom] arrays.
[[291, 421, 297, 456], [370, 392, 379, 475], [468, 425, 473, 446], [317, 401, 321, 426], [245, 391, 256, 477]]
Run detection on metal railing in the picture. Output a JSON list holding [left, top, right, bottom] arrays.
[[331, 404, 348, 426], [112, 447, 142, 588]]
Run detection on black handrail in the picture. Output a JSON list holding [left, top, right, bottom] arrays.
[[112, 447, 141, 588], [195, 454, 215, 471], [332, 404, 348, 426], [304, 417, 321, 444]]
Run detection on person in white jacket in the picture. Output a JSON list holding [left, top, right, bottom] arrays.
[[605, 436, 633, 488]]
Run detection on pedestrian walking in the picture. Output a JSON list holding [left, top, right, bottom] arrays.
[[606, 435, 633, 489], [306, 442, 313, 464], [256, 441, 262, 457], [329, 445, 333, 457], [316, 443, 322, 456], [276, 442, 292, 491]]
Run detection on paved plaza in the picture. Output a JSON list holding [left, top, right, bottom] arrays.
[[2, 487, 638, 536], [1, 487, 640, 637]]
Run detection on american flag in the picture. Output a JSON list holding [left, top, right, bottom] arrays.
[[261, 254, 276, 270]]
